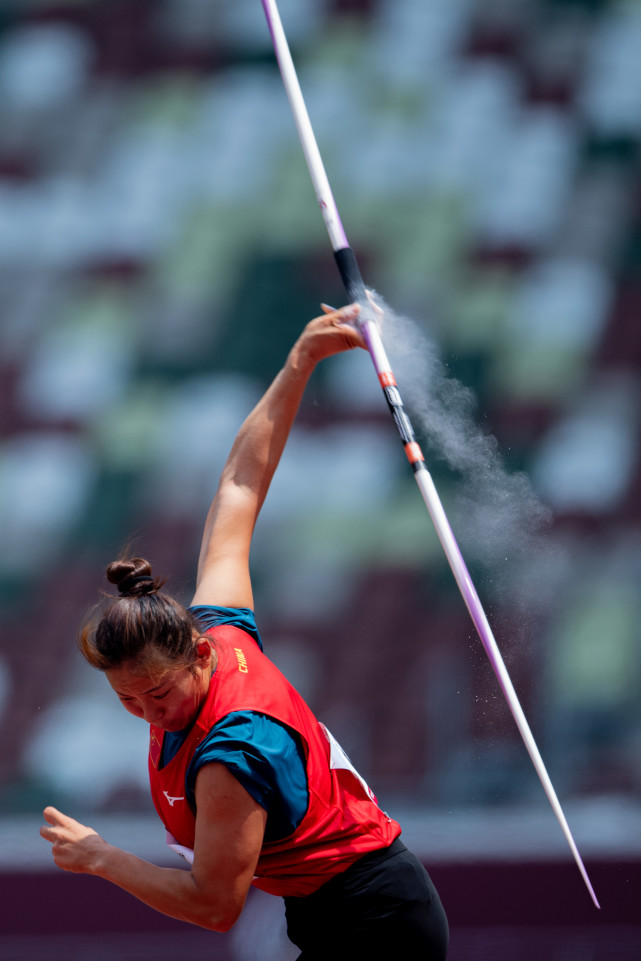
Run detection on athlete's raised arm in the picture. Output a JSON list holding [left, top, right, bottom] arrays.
[[190, 304, 364, 610]]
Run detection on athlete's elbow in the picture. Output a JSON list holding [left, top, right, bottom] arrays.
[[190, 891, 243, 933], [201, 903, 242, 933], [211, 912, 240, 934], [187, 869, 249, 932]]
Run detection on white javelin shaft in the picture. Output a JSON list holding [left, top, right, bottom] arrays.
[[261, 0, 348, 251], [260, 0, 599, 909]]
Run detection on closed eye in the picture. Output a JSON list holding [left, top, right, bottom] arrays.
[[152, 691, 169, 700]]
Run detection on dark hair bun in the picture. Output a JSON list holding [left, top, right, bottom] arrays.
[[106, 557, 159, 597]]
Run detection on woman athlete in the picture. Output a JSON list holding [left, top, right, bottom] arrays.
[[40, 304, 449, 960]]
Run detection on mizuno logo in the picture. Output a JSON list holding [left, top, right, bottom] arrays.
[[163, 791, 184, 806]]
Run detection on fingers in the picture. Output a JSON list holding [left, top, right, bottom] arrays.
[[322, 293, 384, 321], [41, 806, 80, 841], [310, 303, 365, 351], [320, 302, 360, 324], [43, 805, 67, 826], [298, 302, 366, 363], [336, 303, 361, 324], [41, 806, 64, 842], [365, 289, 384, 318], [40, 806, 102, 874]]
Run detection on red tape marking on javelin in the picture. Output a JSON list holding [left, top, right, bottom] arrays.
[[404, 442, 424, 465]]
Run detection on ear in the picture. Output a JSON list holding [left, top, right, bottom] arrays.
[[195, 638, 212, 662]]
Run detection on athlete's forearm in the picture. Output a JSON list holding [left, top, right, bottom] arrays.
[[92, 843, 241, 931], [195, 344, 315, 584], [218, 337, 317, 505], [40, 805, 241, 930], [195, 306, 363, 589], [218, 305, 362, 505]]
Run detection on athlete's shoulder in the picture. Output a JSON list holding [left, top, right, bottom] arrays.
[[189, 605, 264, 650]]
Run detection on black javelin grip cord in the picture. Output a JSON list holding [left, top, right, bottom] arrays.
[[334, 246, 427, 475], [261, 0, 600, 908]]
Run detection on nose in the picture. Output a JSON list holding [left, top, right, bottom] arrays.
[[143, 706, 165, 726]]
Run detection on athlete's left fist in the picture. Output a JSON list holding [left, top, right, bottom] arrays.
[[40, 805, 106, 874]]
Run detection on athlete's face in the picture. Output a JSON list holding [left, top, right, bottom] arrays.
[[105, 641, 214, 732]]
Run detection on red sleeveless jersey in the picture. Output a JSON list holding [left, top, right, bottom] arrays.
[[148, 625, 401, 896]]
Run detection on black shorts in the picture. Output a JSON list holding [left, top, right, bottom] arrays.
[[283, 839, 449, 961]]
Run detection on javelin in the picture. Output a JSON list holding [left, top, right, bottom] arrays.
[[259, 0, 599, 909]]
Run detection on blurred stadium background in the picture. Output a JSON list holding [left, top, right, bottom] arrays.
[[0, 0, 640, 957]]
